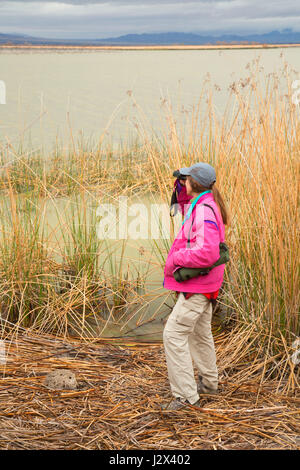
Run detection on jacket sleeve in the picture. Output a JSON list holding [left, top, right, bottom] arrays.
[[172, 217, 220, 269], [177, 185, 193, 215]]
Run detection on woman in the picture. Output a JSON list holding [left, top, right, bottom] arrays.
[[162, 162, 229, 410]]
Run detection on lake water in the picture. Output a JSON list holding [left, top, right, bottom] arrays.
[[0, 47, 299, 154], [0, 189, 176, 340], [0, 47, 299, 340]]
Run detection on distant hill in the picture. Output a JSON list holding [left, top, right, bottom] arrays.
[[1, 29, 300, 46], [95, 30, 300, 46], [0, 33, 82, 45]]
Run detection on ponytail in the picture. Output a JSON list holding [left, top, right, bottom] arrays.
[[188, 176, 229, 225], [211, 184, 229, 225]]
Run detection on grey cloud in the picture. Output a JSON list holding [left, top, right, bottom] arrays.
[[0, 0, 235, 3], [0, 0, 299, 39]]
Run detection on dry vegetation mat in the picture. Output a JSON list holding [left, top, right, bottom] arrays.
[[0, 59, 299, 450], [0, 326, 299, 450]]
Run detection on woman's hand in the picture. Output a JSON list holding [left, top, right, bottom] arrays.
[[164, 251, 181, 276]]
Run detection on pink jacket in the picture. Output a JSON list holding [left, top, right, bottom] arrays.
[[176, 181, 192, 215], [163, 192, 225, 293]]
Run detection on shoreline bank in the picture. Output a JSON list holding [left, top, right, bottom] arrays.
[[1, 43, 300, 51]]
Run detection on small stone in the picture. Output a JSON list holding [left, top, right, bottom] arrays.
[[44, 369, 78, 390]]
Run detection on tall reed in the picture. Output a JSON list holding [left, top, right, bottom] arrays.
[[145, 67, 299, 343], [0, 64, 298, 355]]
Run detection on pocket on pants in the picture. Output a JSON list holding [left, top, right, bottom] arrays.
[[175, 301, 200, 330]]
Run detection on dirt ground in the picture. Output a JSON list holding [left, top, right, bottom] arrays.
[[0, 329, 299, 450]]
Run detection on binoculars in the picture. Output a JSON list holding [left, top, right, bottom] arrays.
[[173, 170, 187, 180]]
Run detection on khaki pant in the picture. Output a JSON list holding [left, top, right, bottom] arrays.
[[163, 292, 218, 404]]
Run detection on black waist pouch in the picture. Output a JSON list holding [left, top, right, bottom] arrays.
[[173, 242, 229, 283]]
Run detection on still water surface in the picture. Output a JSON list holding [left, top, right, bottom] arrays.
[[0, 47, 299, 339], [0, 47, 299, 153]]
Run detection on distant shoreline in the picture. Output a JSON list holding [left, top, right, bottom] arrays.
[[1, 43, 300, 51]]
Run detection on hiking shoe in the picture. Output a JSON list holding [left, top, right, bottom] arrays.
[[161, 398, 201, 411], [197, 375, 218, 395], [161, 398, 190, 411], [190, 399, 201, 407], [198, 385, 218, 395]]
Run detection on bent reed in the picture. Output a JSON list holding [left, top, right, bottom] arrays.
[[0, 67, 298, 388]]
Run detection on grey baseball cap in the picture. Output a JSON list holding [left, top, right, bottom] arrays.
[[179, 162, 216, 187]]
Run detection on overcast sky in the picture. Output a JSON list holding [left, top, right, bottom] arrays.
[[0, 0, 299, 39]]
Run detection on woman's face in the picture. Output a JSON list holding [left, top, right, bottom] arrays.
[[185, 177, 193, 196]]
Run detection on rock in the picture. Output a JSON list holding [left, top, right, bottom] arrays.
[[44, 369, 78, 390]]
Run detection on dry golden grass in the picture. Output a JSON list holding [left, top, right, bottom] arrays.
[[0, 63, 298, 450], [0, 322, 299, 450], [0, 64, 298, 337]]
